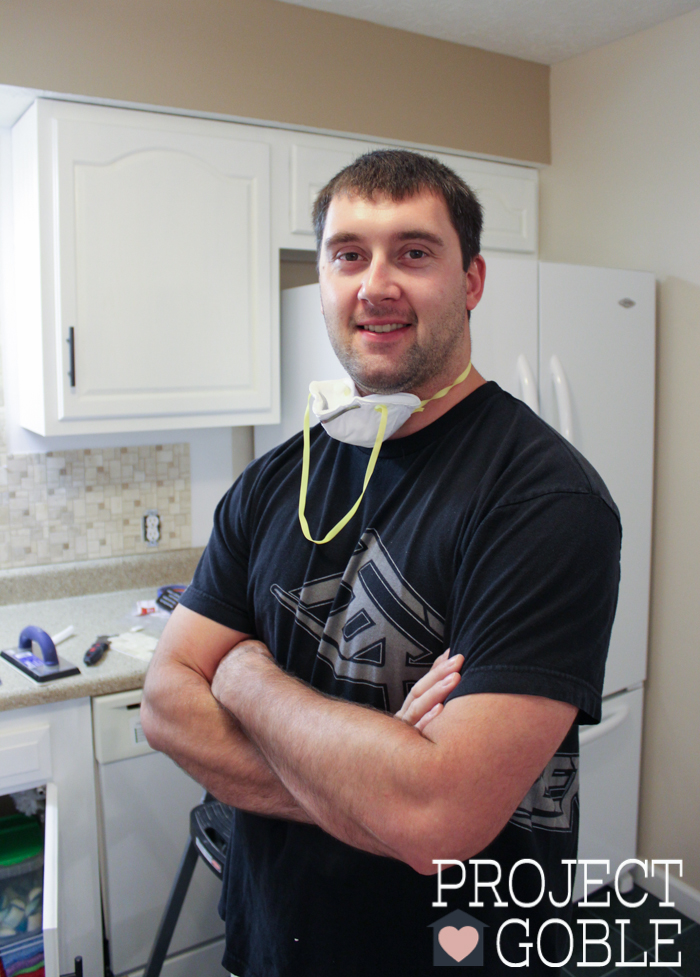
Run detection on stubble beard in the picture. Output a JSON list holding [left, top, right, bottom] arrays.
[[324, 286, 469, 396]]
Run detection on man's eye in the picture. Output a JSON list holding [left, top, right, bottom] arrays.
[[407, 249, 428, 260], [339, 252, 361, 262]]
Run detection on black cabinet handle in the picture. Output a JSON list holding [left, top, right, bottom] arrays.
[[60, 956, 83, 977], [67, 327, 76, 387]]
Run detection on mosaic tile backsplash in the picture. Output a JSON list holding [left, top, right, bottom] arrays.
[[0, 339, 192, 571]]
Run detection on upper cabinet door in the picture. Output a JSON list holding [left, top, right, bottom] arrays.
[[277, 137, 538, 254], [435, 153, 538, 254], [275, 134, 370, 250], [13, 100, 275, 435]]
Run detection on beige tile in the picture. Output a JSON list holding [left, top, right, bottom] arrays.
[[0, 438, 191, 570]]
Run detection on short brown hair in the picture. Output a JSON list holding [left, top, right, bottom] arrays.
[[312, 149, 483, 271]]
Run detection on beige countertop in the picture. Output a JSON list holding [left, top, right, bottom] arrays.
[[0, 587, 171, 711]]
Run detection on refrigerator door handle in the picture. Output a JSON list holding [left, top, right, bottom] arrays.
[[579, 703, 630, 746], [550, 354, 574, 442], [516, 354, 539, 414]]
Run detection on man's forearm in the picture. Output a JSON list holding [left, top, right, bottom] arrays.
[[141, 657, 313, 822], [211, 643, 438, 866]]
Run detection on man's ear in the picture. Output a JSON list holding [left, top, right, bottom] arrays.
[[466, 255, 486, 313]]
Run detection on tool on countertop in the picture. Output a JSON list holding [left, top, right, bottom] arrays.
[[156, 585, 187, 612], [109, 631, 159, 661], [1, 626, 80, 683], [83, 635, 114, 667], [52, 625, 75, 645]]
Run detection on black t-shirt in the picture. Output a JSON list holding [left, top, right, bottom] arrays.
[[181, 382, 621, 977]]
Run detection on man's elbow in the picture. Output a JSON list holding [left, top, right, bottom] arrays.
[[405, 839, 488, 877], [398, 807, 501, 876], [139, 665, 177, 754], [139, 688, 165, 753]]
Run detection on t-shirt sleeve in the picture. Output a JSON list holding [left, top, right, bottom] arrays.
[[179, 472, 255, 634], [445, 491, 621, 725]]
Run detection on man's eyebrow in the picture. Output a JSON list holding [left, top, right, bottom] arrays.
[[396, 230, 445, 248], [323, 229, 446, 250], [324, 232, 363, 251]]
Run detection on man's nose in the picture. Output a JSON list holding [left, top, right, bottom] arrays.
[[357, 257, 401, 305]]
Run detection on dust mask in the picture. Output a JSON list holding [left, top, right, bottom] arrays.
[[299, 361, 473, 545], [309, 379, 420, 448]]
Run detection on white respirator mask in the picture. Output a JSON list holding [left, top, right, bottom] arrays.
[[298, 361, 472, 545], [309, 379, 420, 448]]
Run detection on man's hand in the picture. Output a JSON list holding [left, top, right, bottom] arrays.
[[395, 650, 464, 732], [210, 638, 274, 703]]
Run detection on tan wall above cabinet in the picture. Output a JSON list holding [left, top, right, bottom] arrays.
[[0, 0, 550, 164], [7, 98, 538, 438]]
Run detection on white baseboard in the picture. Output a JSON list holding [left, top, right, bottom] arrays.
[[634, 864, 700, 925]]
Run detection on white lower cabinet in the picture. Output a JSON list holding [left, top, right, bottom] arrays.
[[0, 700, 104, 977], [93, 689, 226, 976], [42, 782, 59, 977]]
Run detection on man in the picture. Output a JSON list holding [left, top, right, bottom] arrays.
[[141, 150, 620, 975]]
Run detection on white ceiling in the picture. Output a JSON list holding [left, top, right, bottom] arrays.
[[276, 0, 700, 63]]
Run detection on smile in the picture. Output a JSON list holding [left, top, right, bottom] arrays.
[[359, 323, 409, 333]]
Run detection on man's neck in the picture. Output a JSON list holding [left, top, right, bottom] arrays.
[[387, 365, 487, 440]]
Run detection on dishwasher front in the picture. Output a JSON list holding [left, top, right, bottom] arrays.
[[92, 689, 227, 977]]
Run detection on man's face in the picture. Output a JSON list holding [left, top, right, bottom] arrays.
[[318, 189, 484, 397]]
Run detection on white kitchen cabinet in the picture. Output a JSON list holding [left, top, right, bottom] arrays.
[[274, 133, 370, 251], [274, 131, 538, 254], [0, 698, 104, 977], [7, 97, 539, 440], [12, 99, 276, 435], [436, 152, 538, 254], [92, 689, 225, 976]]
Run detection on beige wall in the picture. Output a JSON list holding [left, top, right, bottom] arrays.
[[540, 8, 700, 889], [0, 0, 549, 163]]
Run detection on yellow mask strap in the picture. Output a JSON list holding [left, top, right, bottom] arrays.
[[299, 397, 388, 545], [412, 360, 472, 413], [298, 359, 471, 544]]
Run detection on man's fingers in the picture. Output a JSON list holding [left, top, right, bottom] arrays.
[[400, 670, 461, 726], [395, 652, 463, 722], [409, 652, 463, 700], [415, 703, 443, 733]]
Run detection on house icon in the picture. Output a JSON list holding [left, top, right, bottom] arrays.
[[429, 908, 487, 967]]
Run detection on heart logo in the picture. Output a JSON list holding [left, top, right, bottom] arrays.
[[438, 925, 480, 962]]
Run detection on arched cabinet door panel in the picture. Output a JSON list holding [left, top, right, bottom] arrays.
[[12, 99, 275, 435]]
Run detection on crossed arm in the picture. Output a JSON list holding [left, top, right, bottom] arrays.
[[141, 604, 576, 875]]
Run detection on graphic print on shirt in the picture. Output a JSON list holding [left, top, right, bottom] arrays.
[[509, 752, 579, 832], [271, 528, 445, 712]]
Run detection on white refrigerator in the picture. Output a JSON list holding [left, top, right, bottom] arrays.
[[255, 258, 655, 897]]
